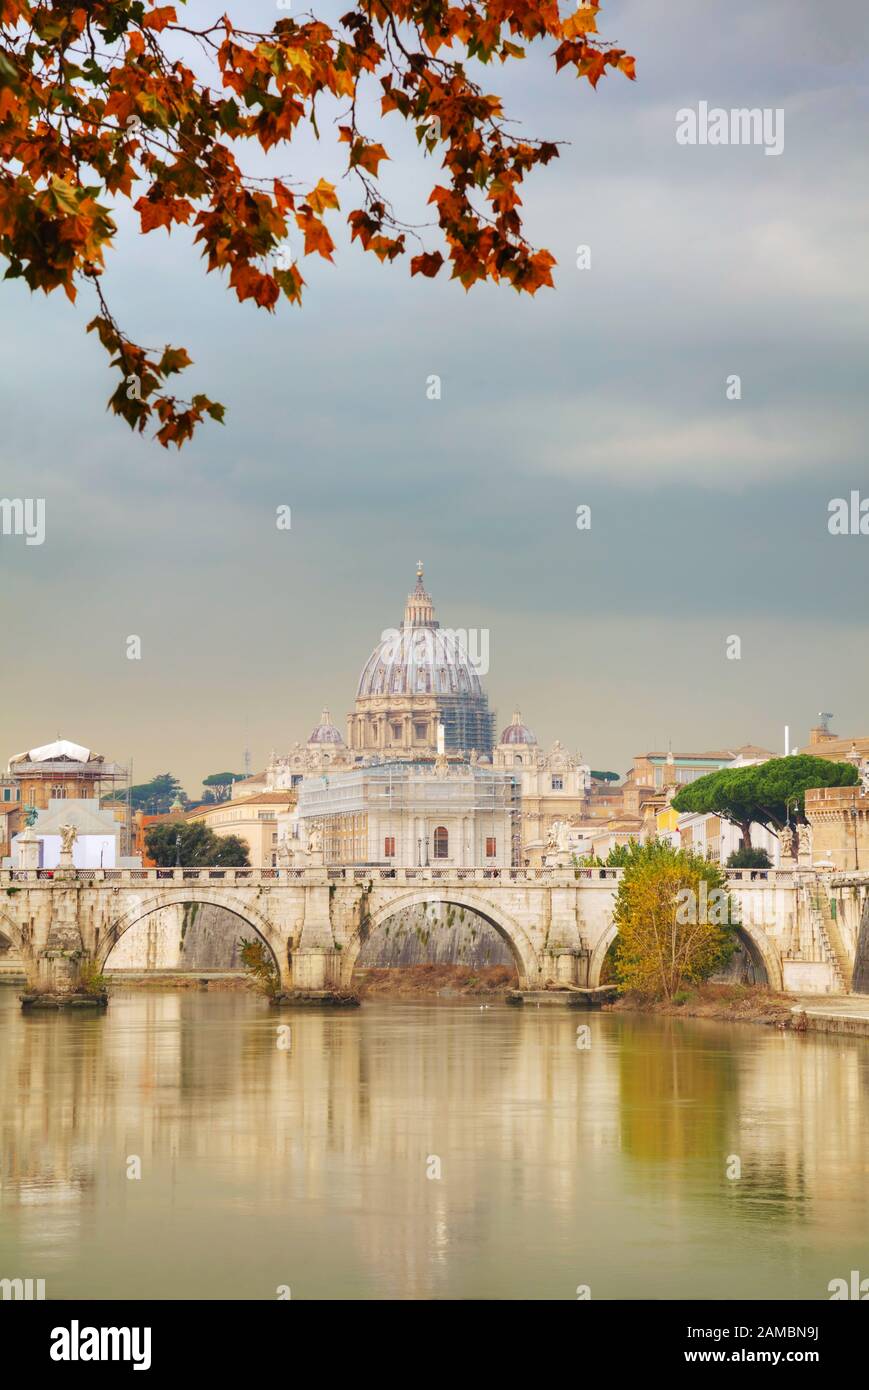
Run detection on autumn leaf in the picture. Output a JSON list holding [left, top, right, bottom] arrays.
[[158, 346, 193, 376], [562, 6, 598, 39], [306, 179, 340, 214], [410, 251, 444, 278], [141, 4, 177, 31], [349, 140, 389, 176]]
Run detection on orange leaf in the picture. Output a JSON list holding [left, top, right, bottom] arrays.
[[563, 6, 598, 39], [351, 141, 389, 176], [306, 178, 339, 214], [410, 251, 444, 279], [142, 4, 177, 31]]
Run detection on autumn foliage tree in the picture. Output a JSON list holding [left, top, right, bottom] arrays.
[[0, 0, 634, 444], [611, 841, 736, 1001]]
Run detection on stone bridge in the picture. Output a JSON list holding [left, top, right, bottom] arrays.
[[2, 862, 866, 997]]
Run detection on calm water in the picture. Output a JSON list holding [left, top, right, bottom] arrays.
[[1, 986, 868, 1300]]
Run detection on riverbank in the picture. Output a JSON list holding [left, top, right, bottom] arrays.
[[102, 965, 519, 998], [606, 982, 802, 1028], [105, 972, 250, 991], [355, 964, 517, 998]]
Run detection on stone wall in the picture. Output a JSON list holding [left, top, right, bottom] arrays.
[[355, 903, 514, 969], [805, 787, 869, 871], [106, 903, 251, 971]]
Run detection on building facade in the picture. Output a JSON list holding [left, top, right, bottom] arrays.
[[185, 791, 297, 869], [491, 711, 592, 864], [6, 739, 127, 810], [297, 761, 519, 868]]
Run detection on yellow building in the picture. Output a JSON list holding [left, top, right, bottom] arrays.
[[185, 792, 296, 869]]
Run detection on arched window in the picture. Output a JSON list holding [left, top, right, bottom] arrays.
[[513, 754, 523, 766], [433, 826, 449, 859]]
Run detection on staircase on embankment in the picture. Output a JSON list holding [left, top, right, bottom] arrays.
[[800, 883, 851, 992]]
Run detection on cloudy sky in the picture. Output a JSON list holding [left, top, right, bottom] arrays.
[[1, 0, 867, 793]]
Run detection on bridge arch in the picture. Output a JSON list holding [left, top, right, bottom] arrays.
[[96, 890, 284, 979], [0, 909, 25, 956], [587, 919, 783, 992], [340, 889, 540, 988]]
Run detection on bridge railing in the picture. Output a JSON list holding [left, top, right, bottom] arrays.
[[0, 865, 798, 887]]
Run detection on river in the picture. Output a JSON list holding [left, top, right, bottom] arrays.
[[1, 986, 868, 1300]]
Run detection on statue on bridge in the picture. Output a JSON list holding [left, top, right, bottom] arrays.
[[59, 823, 78, 856], [779, 823, 798, 865]]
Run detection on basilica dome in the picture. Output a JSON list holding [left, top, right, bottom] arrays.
[[499, 710, 537, 745], [308, 709, 344, 745], [355, 564, 483, 700]]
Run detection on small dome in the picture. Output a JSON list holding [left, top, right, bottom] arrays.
[[500, 709, 537, 745], [308, 709, 344, 745]]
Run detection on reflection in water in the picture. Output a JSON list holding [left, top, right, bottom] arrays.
[[1, 988, 868, 1299]]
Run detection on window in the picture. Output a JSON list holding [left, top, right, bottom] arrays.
[[485, 836, 496, 858], [51, 786, 66, 799], [433, 826, 449, 859], [291, 774, 303, 788], [513, 755, 523, 767], [551, 776, 563, 791], [414, 723, 428, 740], [2, 789, 8, 801], [258, 811, 275, 820], [384, 836, 396, 858], [677, 767, 705, 785], [392, 723, 402, 740]]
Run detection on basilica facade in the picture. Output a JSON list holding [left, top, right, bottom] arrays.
[[241, 564, 593, 864]]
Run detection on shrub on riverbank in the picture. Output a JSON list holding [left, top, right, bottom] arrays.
[[239, 939, 280, 997], [612, 841, 737, 1000]]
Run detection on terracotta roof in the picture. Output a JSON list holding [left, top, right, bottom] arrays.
[[187, 792, 295, 816]]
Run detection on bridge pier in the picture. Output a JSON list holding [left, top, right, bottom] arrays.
[[547, 948, 589, 987]]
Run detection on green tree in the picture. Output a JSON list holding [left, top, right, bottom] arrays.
[[145, 821, 250, 866], [605, 840, 639, 867], [612, 840, 736, 1000], [671, 756, 858, 849], [108, 771, 186, 814], [726, 846, 771, 869], [201, 772, 246, 804]]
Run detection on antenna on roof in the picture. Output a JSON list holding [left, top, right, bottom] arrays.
[[244, 745, 251, 777]]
